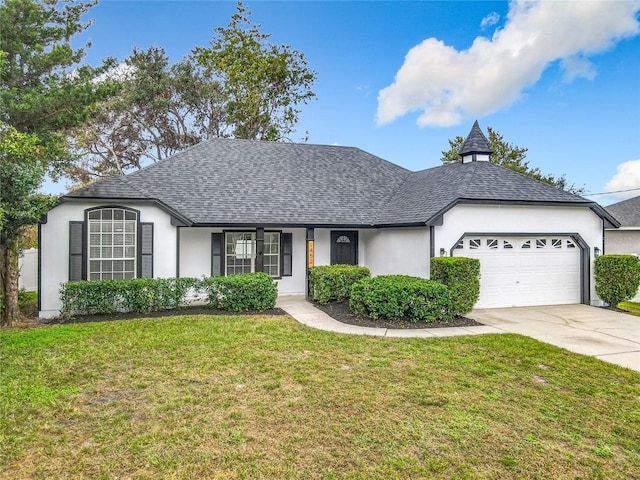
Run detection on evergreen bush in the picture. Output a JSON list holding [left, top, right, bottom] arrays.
[[308, 265, 370, 304], [59, 274, 278, 318], [594, 255, 640, 307], [430, 257, 481, 316], [350, 275, 451, 322]]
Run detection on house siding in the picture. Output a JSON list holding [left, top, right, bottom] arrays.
[[605, 230, 640, 256], [361, 228, 431, 278]]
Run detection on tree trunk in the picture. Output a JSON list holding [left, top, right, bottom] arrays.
[[1, 240, 21, 327]]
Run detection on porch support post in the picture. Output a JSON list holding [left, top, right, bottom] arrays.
[[256, 227, 264, 273], [306, 227, 315, 300]]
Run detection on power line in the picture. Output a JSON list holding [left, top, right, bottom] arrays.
[[585, 187, 640, 196]]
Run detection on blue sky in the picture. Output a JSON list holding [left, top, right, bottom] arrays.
[[49, 0, 640, 205]]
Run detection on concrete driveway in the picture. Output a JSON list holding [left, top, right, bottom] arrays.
[[467, 304, 640, 372]]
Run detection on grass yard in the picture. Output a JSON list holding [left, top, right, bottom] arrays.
[[619, 301, 640, 317], [1, 315, 639, 479]]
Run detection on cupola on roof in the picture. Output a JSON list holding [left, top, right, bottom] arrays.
[[459, 120, 493, 163]]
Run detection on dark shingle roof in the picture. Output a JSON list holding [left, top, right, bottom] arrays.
[[64, 137, 611, 227], [605, 196, 640, 228], [459, 120, 493, 155], [375, 161, 591, 225], [66, 139, 411, 226]]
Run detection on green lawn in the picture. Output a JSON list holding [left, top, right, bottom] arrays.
[[619, 301, 640, 317], [1, 314, 639, 479]]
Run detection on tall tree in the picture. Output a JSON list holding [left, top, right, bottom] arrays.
[[0, 125, 58, 323], [441, 126, 584, 194], [194, 1, 317, 141], [0, 0, 113, 325], [69, 1, 317, 183]]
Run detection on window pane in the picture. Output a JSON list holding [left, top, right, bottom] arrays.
[[87, 208, 137, 280]]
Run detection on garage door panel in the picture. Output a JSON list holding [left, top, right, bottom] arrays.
[[453, 236, 581, 308]]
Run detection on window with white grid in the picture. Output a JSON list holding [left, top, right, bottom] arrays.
[[225, 232, 281, 277], [264, 232, 280, 277], [88, 208, 137, 280]]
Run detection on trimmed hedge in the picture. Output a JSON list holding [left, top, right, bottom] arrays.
[[308, 265, 371, 304], [59, 273, 278, 318], [594, 254, 640, 307], [430, 256, 481, 316], [350, 275, 451, 322], [200, 273, 278, 312]]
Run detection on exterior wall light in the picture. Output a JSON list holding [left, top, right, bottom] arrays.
[[594, 246, 601, 258], [440, 248, 446, 257]]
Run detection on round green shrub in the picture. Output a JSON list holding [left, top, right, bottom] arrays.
[[308, 265, 371, 304], [430, 257, 480, 316], [594, 254, 640, 307], [349, 275, 451, 322]]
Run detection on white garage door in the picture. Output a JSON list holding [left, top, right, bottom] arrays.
[[453, 236, 581, 308]]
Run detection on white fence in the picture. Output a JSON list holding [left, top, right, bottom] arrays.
[[19, 248, 38, 292]]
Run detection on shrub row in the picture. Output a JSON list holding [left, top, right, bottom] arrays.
[[350, 275, 452, 323], [430, 257, 480, 316], [59, 273, 277, 318], [594, 254, 640, 307], [308, 265, 370, 304]]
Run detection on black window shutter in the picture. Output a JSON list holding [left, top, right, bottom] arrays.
[[140, 223, 154, 278], [211, 233, 224, 276], [69, 221, 85, 281], [281, 232, 293, 277]]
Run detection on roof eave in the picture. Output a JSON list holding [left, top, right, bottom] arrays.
[[59, 196, 194, 226], [423, 198, 619, 227]]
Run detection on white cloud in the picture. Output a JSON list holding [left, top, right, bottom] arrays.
[[377, 1, 640, 127], [603, 159, 640, 201], [480, 12, 500, 30]]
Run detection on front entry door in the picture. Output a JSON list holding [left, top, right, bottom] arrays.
[[331, 231, 358, 265]]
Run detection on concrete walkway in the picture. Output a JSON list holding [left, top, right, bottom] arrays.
[[276, 296, 640, 372], [276, 295, 504, 338]]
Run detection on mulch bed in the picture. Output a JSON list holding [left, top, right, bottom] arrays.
[[313, 300, 483, 330], [13, 300, 481, 330]]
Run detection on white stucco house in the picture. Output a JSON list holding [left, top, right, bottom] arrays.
[[38, 122, 618, 318], [605, 195, 640, 301]]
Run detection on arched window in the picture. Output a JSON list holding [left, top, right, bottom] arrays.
[[335, 235, 351, 244], [87, 208, 137, 280]]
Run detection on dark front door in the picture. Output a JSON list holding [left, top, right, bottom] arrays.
[[331, 231, 358, 265]]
